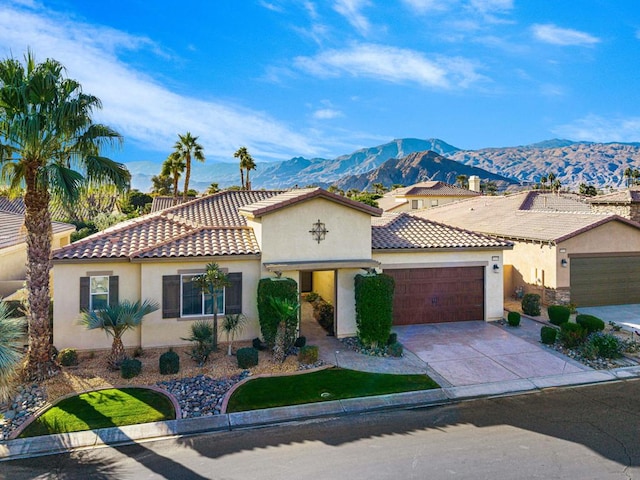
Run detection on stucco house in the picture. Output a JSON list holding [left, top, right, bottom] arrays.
[[51, 188, 511, 352], [377, 179, 481, 213], [414, 191, 640, 307], [587, 186, 640, 223]]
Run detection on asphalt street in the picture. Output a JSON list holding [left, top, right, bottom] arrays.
[[3, 379, 640, 480]]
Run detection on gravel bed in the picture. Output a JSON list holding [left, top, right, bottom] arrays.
[[339, 336, 399, 357], [549, 342, 637, 369], [0, 384, 47, 441]]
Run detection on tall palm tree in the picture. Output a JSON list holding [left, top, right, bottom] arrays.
[[233, 146, 256, 190], [0, 52, 130, 380], [161, 151, 185, 205], [172, 132, 204, 202], [194, 262, 231, 352], [0, 301, 26, 402], [80, 299, 158, 369], [455, 174, 468, 189]]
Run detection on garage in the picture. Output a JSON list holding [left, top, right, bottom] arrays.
[[570, 255, 640, 307], [386, 266, 485, 325]]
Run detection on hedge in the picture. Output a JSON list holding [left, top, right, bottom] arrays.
[[257, 277, 298, 348], [354, 273, 395, 348]]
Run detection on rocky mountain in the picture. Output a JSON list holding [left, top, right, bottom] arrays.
[[332, 150, 517, 191]]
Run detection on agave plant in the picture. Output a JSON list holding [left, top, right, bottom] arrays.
[[221, 313, 248, 356], [0, 301, 26, 403], [80, 299, 158, 369]]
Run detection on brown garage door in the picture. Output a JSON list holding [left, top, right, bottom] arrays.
[[570, 255, 640, 307], [387, 267, 484, 325]]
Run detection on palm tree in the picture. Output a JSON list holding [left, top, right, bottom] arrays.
[[234, 146, 256, 190], [171, 132, 205, 202], [206, 182, 220, 195], [268, 297, 299, 363], [0, 301, 26, 402], [80, 299, 159, 369], [193, 263, 231, 352], [539, 175, 548, 190], [455, 174, 468, 189], [161, 152, 185, 205], [0, 52, 130, 380], [624, 167, 633, 187], [221, 313, 247, 356], [372, 183, 387, 195]]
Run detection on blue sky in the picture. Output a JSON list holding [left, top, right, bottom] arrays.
[[1, 0, 639, 169]]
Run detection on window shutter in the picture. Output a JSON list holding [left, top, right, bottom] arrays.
[[79, 277, 90, 312], [163, 275, 181, 318], [109, 276, 119, 307], [225, 273, 242, 314]]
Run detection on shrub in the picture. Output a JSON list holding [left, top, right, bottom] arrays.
[[540, 326, 558, 345], [313, 300, 334, 335], [521, 293, 541, 316], [306, 292, 319, 303], [507, 311, 521, 327], [298, 345, 319, 364], [159, 349, 180, 375], [58, 348, 78, 367], [559, 322, 587, 348], [181, 320, 214, 366], [576, 314, 605, 334], [120, 358, 142, 379], [387, 332, 398, 345], [355, 273, 395, 348], [252, 337, 267, 351], [586, 332, 623, 359], [294, 336, 307, 348], [237, 347, 259, 368], [547, 305, 570, 326], [387, 342, 403, 357], [132, 346, 144, 358], [257, 277, 298, 348]]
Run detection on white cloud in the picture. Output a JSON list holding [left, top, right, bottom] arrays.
[[294, 43, 483, 89], [553, 115, 640, 143], [469, 0, 513, 13], [0, 2, 322, 161], [401, 0, 450, 13], [333, 0, 372, 36], [313, 108, 343, 119], [532, 24, 600, 46]]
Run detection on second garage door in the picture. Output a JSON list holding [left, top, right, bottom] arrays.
[[570, 255, 640, 307], [386, 266, 485, 325]]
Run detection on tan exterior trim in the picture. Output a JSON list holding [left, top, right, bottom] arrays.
[[130, 254, 262, 263], [568, 251, 640, 258], [380, 261, 489, 269], [85, 270, 113, 277], [264, 259, 380, 271], [53, 257, 131, 265]]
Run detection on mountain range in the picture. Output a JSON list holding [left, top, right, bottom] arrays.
[[127, 138, 640, 193]]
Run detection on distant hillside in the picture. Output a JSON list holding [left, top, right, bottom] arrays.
[[333, 150, 517, 191]]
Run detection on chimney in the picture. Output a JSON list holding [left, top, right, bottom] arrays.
[[468, 175, 481, 192]]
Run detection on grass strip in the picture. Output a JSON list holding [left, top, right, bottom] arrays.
[[226, 367, 439, 412], [19, 388, 175, 438]]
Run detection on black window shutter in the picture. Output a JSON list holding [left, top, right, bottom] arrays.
[[109, 276, 119, 307], [79, 277, 90, 312], [225, 273, 242, 314], [163, 275, 181, 318]]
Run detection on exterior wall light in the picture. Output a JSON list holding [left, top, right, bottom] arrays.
[[561, 259, 568, 267], [493, 264, 500, 272]]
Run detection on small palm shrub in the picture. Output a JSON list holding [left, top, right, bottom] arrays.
[[576, 314, 605, 334], [559, 322, 587, 348], [585, 332, 623, 359], [237, 347, 259, 368], [507, 311, 521, 327], [159, 349, 180, 374], [181, 320, 214, 366], [298, 345, 319, 364], [120, 358, 142, 379], [221, 313, 248, 356], [387, 342, 403, 357], [547, 305, 570, 326], [540, 326, 557, 345], [58, 348, 78, 367], [521, 294, 541, 316]]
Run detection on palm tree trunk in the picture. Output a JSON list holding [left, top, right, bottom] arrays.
[[246, 170, 251, 191], [172, 176, 179, 205], [108, 336, 126, 369], [182, 157, 191, 202], [23, 165, 59, 380]]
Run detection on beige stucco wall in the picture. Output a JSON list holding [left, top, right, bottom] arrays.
[[504, 241, 557, 294], [393, 195, 476, 213], [312, 270, 335, 304], [0, 230, 70, 283], [335, 268, 361, 337], [372, 249, 505, 321]]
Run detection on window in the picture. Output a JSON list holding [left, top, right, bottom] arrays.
[[431, 199, 438, 207], [411, 199, 423, 209], [80, 275, 118, 311], [181, 274, 224, 317]]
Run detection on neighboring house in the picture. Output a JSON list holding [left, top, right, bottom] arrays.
[[0, 210, 75, 299], [51, 188, 511, 351], [377, 179, 481, 212], [414, 191, 640, 307], [587, 186, 640, 223], [150, 196, 188, 213]]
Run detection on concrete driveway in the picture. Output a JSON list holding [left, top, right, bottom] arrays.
[[578, 304, 640, 332], [394, 320, 589, 387]]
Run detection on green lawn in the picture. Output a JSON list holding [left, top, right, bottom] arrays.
[[226, 367, 439, 412], [19, 388, 175, 438]]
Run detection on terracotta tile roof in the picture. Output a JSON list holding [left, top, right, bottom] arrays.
[[588, 187, 640, 204], [239, 188, 382, 218], [150, 196, 187, 212], [0, 197, 25, 215], [372, 213, 512, 250], [0, 211, 75, 250], [390, 181, 481, 197], [519, 191, 590, 212], [413, 192, 640, 243], [375, 196, 407, 212], [53, 190, 281, 261]]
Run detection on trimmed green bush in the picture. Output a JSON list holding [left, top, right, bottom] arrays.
[[355, 273, 395, 348], [120, 358, 142, 379], [387, 332, 398, 345], [507, 311, 521, 327], [257, 277, 298, 348], [586, 332, 623, 359], [58, 348, 78, 367], [547, 305, 570, 326], [387, 342, 403, 357], [294, 336, 307, 348], [298, 345, 319, 364], [306, 292, 319, 303], [252, 337, 267, 351], [313, 300, 334, 335], [540, 326, 557, 345], [559, 322, 587, 348], [237, 347, 259, 368], [576, 314, 605, 334], [521, 293, 541, 316], [159, 349, 180, 375]]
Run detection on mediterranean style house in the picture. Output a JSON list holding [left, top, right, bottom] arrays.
[[377, 179, 481, 213], [51, 188, 511, 352]]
